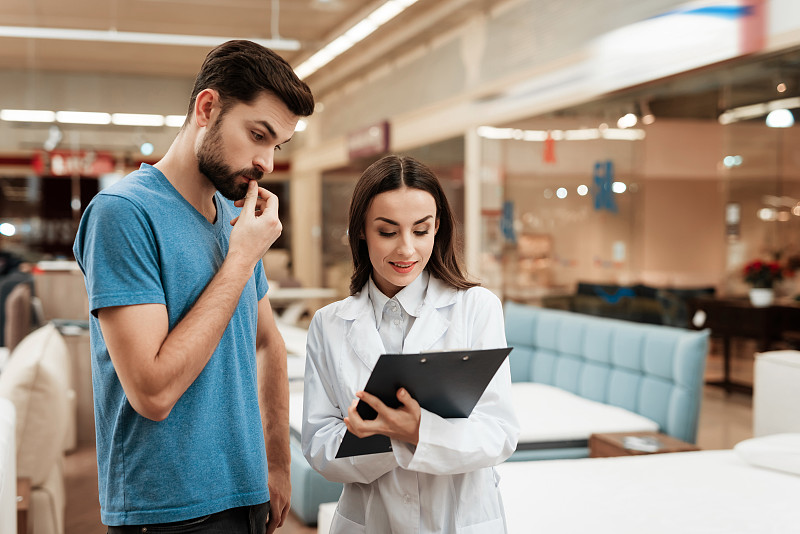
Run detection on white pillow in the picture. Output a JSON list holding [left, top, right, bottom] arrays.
[[734, 433, 800, 476], [0, 323, 70, 486]]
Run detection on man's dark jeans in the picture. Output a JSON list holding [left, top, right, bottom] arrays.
[[106, 502, 270, 534]]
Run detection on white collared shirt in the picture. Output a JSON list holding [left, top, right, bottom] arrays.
[[367, 270, 429, 354]]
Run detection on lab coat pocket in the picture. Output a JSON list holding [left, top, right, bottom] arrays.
[[330, 510, 367, 534], [456, 516, 505, 534]]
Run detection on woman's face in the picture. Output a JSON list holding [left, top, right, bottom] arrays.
[[363, 186, 439, 298]]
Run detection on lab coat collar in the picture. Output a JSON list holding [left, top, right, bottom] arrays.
[[367, 270, 429, 328], [338, 272, 458, 369]]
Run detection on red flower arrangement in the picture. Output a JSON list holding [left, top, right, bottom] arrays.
[[743, 260, 784, 288]]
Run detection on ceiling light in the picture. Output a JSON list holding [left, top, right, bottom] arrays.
[[476, 126, 645, 141], [295, 119, 308, 132], [758, 208, 777, 221], [368, 2, 404, 25], [564, 128, 600, 140], [345, 19, 379, 42], [765, 108, 794, 128], [522, 130, 548, 141], [56, 111, 111, 125], [476, 126, 514, 139], [0, 109, 55, 122], [639, 99, 655, 125], [719, 96, 800, 125], [111, 113, 165, 127], [601, 128, 645, 140], [165, 115, 186, 128], [777, 82, 787, 93], [617, 113, 638, 129], [140, 142, 155, 156], [0, 25, 300, 51], [294, 0, 420, 79], [0, 223, 16, 237]]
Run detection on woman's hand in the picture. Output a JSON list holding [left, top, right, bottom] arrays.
[[344, 388, 421, 445]]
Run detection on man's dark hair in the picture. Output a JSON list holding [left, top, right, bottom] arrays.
[[186, 40, 314, 120]]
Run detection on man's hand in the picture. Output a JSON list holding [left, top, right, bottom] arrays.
[[229, 179, 282, 264], [344, 388, 421, 445], [266, 469, 290, 533]]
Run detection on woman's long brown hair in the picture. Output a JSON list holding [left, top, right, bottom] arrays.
[[348, 155, 477, 295]]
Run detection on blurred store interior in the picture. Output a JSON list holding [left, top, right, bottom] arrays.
[[1, 0, 799, 307], [1, 0, 800, 531]]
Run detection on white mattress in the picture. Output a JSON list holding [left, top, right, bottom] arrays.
[[289, 391, 305, 441], [275, 320, 308, 383], [287, 355, 306, 383], [512, 382, 659, 444], [497, 450, 800, 533], [275, 319, 308, 357]]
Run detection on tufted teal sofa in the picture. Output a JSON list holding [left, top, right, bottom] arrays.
[[504, 301, 709, 461]]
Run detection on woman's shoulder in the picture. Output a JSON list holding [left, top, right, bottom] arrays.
[[427, 276, 502, 310], [311, 291, 363, 323], [459, 285, 502, 307]]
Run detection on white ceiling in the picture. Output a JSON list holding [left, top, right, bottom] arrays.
[[0, 0, 501, 96], [0, 0, 371, 75]]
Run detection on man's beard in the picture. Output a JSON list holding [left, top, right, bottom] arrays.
[[197, 119, 263, 201]]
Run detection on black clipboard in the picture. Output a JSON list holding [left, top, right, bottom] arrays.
[[335, 346, 512, 458]]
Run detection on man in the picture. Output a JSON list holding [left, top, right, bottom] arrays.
[[73, 40, 314, 533]]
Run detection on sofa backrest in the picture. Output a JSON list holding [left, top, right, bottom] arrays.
[[504, 302, 709, 443]]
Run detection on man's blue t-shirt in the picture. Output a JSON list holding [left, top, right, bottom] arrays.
[[73, 164, 270, 525]]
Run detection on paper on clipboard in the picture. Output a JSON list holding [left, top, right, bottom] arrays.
[[336, 346, 512, 458]]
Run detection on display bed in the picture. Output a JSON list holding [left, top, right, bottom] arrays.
[[497, 445, 800, 533], [511, 382, 659, 452]]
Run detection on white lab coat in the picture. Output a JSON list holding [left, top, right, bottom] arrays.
[[302, 275, 520, 534]]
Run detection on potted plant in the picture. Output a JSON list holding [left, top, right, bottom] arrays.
[[743, 259, 783, 307]]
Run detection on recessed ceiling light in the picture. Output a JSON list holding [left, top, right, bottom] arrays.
[[0, 109, 55, 122], [0, 25, 300, 51]]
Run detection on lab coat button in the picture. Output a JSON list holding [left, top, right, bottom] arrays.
[[403, 494, 412, 504]]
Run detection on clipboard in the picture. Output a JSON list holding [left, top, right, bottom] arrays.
[[336, 346, 512, 458]]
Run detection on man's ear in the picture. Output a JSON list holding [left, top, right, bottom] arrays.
[[193, 88, 219, 128]]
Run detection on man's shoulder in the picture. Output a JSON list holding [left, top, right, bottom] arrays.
[[95, 166, 166, 207]]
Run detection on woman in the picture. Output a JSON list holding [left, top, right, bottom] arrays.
[[302, 155, 519, 533]]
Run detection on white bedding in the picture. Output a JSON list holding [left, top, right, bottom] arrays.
[[513, 383, 659, 444], [275, 319, 308, 357], [497, 450, 800, 533], [289, 391, 305, 440], [276, 320, 308, 384]]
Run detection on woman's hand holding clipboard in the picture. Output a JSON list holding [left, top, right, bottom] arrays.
[[336, 347, 512, 458]]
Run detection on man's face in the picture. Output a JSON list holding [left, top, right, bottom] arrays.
[[196, 91, 299, 200]]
